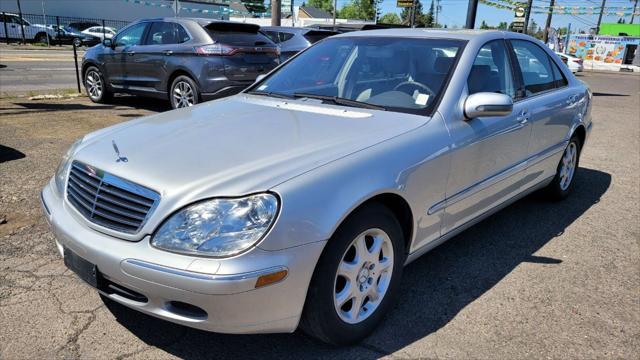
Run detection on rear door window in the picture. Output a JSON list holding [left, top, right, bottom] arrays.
[[510, 40, 556, 96], [146, 22, 190, 45]]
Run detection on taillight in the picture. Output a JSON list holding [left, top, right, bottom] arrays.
[[195, 44, 238, 56]]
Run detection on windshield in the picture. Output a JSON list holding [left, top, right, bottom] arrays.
[[250, 36, 464, 114]]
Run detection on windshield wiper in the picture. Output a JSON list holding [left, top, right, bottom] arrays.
[[246, 90, 295, 100], [293, 93, 387, 111]]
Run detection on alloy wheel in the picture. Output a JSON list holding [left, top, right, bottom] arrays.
[[173, 81, 195, 108], [85, 70, 103, 100], [559, 142, 577, 191], [333, 228, 394, 324]]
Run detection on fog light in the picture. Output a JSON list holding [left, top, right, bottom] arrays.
[[255, 269, 288, 288]]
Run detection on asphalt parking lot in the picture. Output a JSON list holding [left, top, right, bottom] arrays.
[[0, 72, 638, 359]]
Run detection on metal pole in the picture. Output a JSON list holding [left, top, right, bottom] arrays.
[[291, 0, 294, 27], [41, 0, 49, 46], [2, 13, 9, 44], [563, 22, 571, 54], [523, 0, 533, 35], [73, 42, 81, 93], [272, 0, 281, 26], [16, 0, 25, 44], [465, 0, 478, 29], [102, 19, 105, 42], [435, 0, 439, 27], [631, 0, 638, 24], [543, 0, 554, 43], [333, 0, 337, 30], [56, 16, 61, 46], [596, 0, 606, 34]]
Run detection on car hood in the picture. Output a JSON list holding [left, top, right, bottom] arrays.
[[74, 95, 427, 203]]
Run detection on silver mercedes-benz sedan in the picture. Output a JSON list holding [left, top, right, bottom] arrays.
[[41, 29, 592, 345]]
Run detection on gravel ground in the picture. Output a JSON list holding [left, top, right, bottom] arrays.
[[0, 73, 638, 359]]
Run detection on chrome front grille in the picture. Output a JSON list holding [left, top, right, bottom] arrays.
[[66, 161, 160, 234]]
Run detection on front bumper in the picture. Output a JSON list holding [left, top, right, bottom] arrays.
[[41, 180, 325, 334]]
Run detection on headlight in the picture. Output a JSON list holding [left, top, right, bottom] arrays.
[[54, 138, 83, 195], [151, 193, 279, 257]]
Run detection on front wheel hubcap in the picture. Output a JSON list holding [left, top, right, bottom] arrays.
[[334, 228, 394, 324], [559, 142, 577, 191], [85, 70, 102, 100]]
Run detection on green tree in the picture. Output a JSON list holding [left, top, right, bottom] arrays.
[[379, 12, 402, 24], [338, 0, 378, 20], [424, 0, 435, 27], [497, 21, 508, 30], [480, 20, 489, 29], [306, 0, 335, 15]]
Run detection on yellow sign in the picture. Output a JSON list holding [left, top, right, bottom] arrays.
[[397, 0, 414, 8]]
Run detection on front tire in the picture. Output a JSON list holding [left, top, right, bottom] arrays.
[[34, 33, 49, 44], [170, 75, 200, 109], [300, 203, 405, 345], [84, 66, 112, 103], [546, 135, 581, 200]]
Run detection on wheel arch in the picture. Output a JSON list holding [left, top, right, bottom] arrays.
[[572, 124, 586, 148], [167, 68, 199, 95], [329, 191, 415, 255]]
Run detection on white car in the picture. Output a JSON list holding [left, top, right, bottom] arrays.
[[0, 13, 56, 43], [556, 52, 584, 73], [81, 26, 116, 41]]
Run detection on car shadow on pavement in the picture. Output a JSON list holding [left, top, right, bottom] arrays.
[[109, 95, 171, 112], [102, 167, 611, 359], [0, 144, 26, 163]]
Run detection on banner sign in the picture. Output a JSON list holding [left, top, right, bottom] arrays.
[[397, 0, 414, 8]]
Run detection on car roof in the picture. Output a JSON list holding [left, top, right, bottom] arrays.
[[135, 17, 249, 27], [334, 28, 504, 40]]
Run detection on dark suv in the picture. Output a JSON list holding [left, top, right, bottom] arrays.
[[82, 18, 280, 109]]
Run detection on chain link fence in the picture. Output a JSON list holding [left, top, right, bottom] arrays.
[[1, 11, 130, 46]]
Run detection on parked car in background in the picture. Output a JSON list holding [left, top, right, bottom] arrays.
[[67, 21, 100, 31], [0, 13, 56, 43], [306, 23, 408, 33], [260, 26, 337, 60], [556, 52, 584, 73], [82, 26, 117, 41], [82, 18, 279, 109], [51, 25, 94, 46], [47, 29, 592, 345]]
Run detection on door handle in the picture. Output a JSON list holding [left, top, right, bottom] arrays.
[[163, 50, 173, 56], [127, 51, 135, 56], [567, 94, 578, 104], [517, 109, 530, 125]]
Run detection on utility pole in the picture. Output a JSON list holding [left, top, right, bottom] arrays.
[[272, 0, 281, 26], [465, 0, 478, 29], [596, 0, 606, 34], [543, 0, 554, 43], [435, 0, 439, 27], [630, 0, 637, 24], [41, 0, 49, 46], [410, 0, 417, 27], [291, 0, 295, 27], [16, 0, 25, 44], [332, 0, 337, 30], [523, 0, 533, 34]]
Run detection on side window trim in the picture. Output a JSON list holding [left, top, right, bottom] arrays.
[[505, 39, 526, 101]]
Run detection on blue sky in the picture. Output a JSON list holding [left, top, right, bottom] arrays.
[[335, 0, 639, 33]]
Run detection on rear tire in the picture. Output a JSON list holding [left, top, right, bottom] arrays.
[[545, 135, 581, 201], [170, 75, 200, 109], [84, 66, 112, 103], [300, 203, 405, 345], [34, 32, 49, 44]]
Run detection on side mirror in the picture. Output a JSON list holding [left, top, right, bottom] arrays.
[[464, 92, 513, 119], [255, 74, 267, 83], [102, 38, 113, 48]]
